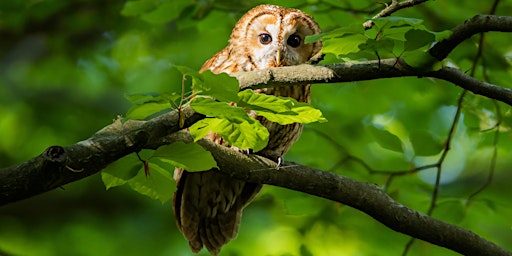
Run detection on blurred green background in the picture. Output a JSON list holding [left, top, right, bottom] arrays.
[[1, 0, 511, 255]]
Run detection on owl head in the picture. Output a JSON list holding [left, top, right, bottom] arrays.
[[201, 5, 322, 74], [233, 4, 322, 69]]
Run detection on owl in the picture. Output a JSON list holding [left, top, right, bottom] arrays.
[[173, 4, 322, 255]]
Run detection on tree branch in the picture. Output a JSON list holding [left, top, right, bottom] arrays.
[[195, 136, 511, 256], [430, 15, 512, 60], [237, 59, 512, 106], [1, 107, 509, 255], [363, 0, 431, 29], [2, 56, 512, 204], [0, 106, 204, 205]]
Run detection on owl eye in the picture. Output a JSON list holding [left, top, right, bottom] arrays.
[[287, 34, 301, 48], [258, 33, 272, 45]]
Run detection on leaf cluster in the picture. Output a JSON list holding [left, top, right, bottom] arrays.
[[309, 16, 451, 69], [105, 66, 326, 201]]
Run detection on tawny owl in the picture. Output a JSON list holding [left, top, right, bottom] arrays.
[[173, 4, 322, 255]]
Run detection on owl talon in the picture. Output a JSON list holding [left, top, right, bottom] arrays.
[[238, 148, 253, 155], [276, 156, 283, 170]]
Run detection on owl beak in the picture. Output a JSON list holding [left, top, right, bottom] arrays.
[[276, 50, 286, 67], [275, 51, 281, 67]]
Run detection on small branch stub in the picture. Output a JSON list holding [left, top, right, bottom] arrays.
[[44, 146, 66, 163]]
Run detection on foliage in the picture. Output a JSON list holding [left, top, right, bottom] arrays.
[[1, 0, 511, 256], [113, 66, 326, 199]]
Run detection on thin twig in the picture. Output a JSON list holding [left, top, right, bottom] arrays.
[[363, 0, 431, 29]]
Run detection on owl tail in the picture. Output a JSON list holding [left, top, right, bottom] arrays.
[[173, 168, 262, 255]]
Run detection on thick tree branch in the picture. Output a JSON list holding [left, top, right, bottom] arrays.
[[0, 106, 204, 205], [2, 57, 512, 204], [1, 110, 509, 255], [195, 137, 510, 256], [237, 59, 512, 106], [430, 15, 512, 60]]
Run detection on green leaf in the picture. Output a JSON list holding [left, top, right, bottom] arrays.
[[189, 118, 269, 151], [173, 66, 239, 102], [172, 64, 205, 95], [151, 142, 217, 172], [372, 16, 424, 30], [432, 29, 452, 41], [200, 70, 240, 102], [237, 90, 293, 113], [404, 29, 435, 51], [190, 97, 253, 124], [409, 130, 444, 156], [188, 118, 215, 140], [124, 92, 175, 120], [125, 102, 171, 120], [256, 103, 327, 125], [378, 26, 412, 41], [358, 38, 395, 54], [101, 150, 153, 189], [102, 151, 175, 203], [126, 160, 175, 203], [322, 34, 368, 56], [173, 64, 202, 81], [369, 126, 403, 152], [402, 49, 440, 70], [237, 90, 327, 125], [228, 120, 269, 151]]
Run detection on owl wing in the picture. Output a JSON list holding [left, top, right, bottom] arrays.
[[173, 168, 262, 255], [199, 46, 237, 75]]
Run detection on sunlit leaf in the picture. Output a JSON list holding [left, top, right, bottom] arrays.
[[322, 34, 368, 56], [188, 118, 215, 140], [256, 103, 327, 125], [151, 141, 217, 172], [190, 97, 253, 123], [228, 120, 269, 151], [189, 118, 269, 151], [237, 90, 293, 112]]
